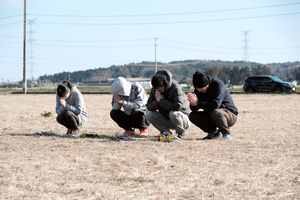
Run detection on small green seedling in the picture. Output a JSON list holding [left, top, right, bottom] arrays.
[[41, 111, 53, 117]]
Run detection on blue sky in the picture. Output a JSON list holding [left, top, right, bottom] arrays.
[[0, 0, 300, 82]]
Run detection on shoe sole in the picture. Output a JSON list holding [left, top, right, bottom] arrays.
[[71, 133, 81, 138], [222, 136, 232, 140]]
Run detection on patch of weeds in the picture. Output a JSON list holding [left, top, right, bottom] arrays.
[[41, 111, 53, 117]]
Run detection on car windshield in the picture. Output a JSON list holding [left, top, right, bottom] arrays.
[[269, 76, 284, 83]]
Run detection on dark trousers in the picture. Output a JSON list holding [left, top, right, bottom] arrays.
[[57, 111, 79, 130], [110, 109, 149, 131], [189, 108, 237, 134]]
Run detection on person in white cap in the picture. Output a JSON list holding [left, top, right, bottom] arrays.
[[110, 77, 149, 136]]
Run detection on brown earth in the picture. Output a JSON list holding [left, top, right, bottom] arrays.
[[0, 94, 299, 199]]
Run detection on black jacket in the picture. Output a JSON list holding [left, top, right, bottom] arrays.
[[190, 76, 238, 115], [146, 70, 190, 119]]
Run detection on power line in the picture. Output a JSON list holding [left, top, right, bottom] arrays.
[[0, 34, 22, 39], [2, 29, 300, 51], [251, 46, 300, 50], [27, 2, 300, 18], [35, 38, 153, 43], [160, 38, 241, 50], [34, 43, 152, 48], [0, 22, 22, 27], [0, 14, 23, 20], [36, 12, 300, 26], [161, 45, 240, 54]]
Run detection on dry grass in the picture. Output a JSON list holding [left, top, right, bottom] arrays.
[[0, 94, 299, 200]]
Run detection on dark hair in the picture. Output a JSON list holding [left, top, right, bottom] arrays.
[[57, 80, 72, 97], [151, 74, 166, 89]]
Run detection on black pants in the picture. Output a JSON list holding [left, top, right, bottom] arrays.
[[189, 108, 237, 134], [110, 109, 149, 131], [57, 111, 79, 130]]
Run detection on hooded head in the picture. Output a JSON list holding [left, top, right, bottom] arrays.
[[110, 77, 131, 96], [192, 71, 209, 88], [151, 69, 172, 91]]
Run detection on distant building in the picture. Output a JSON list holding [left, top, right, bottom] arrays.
[[134, 81, 151, 88], [293, 80, 298, 86]]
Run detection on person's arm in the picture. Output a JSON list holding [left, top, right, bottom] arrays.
[[111, 94, 122, 110], [146, 88, 159, 111], [64, 92, 85, 115], [157, 86, 184, 112], [187, 92, 200, 112], [123, 85, 147, 110], [56, 94, 66, 114], [196, 81, 225, 111]]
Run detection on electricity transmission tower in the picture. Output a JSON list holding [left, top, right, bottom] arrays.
[[23, 0, 27, 94], [242, 30, 251, 68], [155, 38, 157, 73], [27, 19, 36, 86]]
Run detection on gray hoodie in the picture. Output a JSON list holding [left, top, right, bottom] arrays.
[[56, 86, 88, 126], [146, 70, 190, 119], [110, 77, 148, 115]]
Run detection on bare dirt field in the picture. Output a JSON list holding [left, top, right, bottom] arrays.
[[0, 94, 299, 200]]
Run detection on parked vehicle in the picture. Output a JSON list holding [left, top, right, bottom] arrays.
[[243, 75, 296, 93]]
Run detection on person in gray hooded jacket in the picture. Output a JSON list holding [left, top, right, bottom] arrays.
[[146, 69, 191, 138], [56, 80, 87, 136], [110, 77, 149, 136]]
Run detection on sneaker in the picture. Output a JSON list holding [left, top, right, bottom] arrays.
[[202, 130, 222, 140], [124, 129, 135, 135], [66, 129, 72, 134], [158, 131, 172, 137], [71, 130, 81, 137], [222, 133, 232, 140], [177, 132, 185, 138], [139, 128, 148, 136]]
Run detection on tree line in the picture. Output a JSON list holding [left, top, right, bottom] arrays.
[[38, 60, 299, 86]]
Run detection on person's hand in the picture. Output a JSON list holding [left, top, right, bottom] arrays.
[[155, 90, 164, 102], [60, 98, 66, 107], [187, 93, 198, 106], [114, 93, 124, 104]]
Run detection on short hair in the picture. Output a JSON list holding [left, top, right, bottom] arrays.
[[151, 74, 166, 89], [57, 80, 72, 97]]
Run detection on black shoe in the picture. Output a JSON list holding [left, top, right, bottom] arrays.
[[222, 133, 232, 140], [177, 132, 185, 138], [202, 130, 222, 140]]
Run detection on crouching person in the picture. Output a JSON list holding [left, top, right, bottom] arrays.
[[56, 80, 88, 137], [110, 77, 149, 136], [187, 71, 238, 140], [146, 69, 191, 138]]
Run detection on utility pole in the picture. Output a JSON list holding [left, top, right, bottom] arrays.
[[23, 0, 27, 94], [242, 30, 251, 68], [155, 38, 157, 73]]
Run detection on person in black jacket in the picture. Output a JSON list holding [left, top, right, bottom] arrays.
[[187, 71, 238, 140], [146, 69, 191, 138]]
